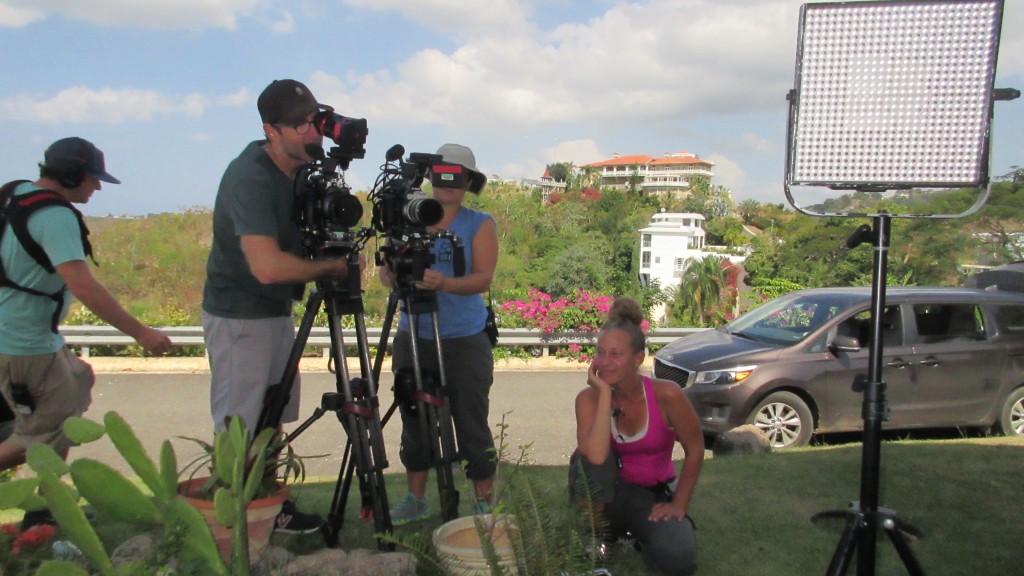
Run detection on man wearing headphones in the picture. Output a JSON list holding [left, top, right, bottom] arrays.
[[0, 137, 171, 526]]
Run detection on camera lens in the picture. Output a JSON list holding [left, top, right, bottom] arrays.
[[324, 191, 364, 228], [402, 197, 443, 227]]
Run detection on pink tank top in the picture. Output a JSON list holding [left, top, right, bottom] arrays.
[[611, 376, 677, 486]]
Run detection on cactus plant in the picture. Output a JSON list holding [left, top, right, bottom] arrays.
[[0, 411, 229, 575], [178, 416, 293, 574]]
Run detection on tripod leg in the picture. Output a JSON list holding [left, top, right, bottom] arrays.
[[432, 332, 461, 519], [324, 438, 355, 547], [351, 311, 393, 534], [403, 295, 461, 521], [322, 295, 394, 550], [425, 385, 460, 521], [826, 509, 863, 576], [881, 511, 926, 576], [257, 289, 324, 434], [372, 291, 400, 382], [375, 292, 402, 429]]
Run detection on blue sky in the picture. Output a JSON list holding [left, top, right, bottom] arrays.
[[1, 0, 1021, 217]]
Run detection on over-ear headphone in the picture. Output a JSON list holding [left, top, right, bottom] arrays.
[[56, 160, 86, 189]]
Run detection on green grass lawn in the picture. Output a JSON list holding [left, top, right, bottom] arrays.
[[275, 435, 1024, 575], [6, 436, 1022, 575]]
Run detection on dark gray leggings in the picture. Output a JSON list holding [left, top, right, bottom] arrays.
[[569, 450, 697, 576], [392, 330, 496, 481]]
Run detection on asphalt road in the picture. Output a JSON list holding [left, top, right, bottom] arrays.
[[66, 368, 590, 481]]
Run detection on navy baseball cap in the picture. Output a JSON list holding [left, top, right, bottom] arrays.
[[43, 137, 120, 184]]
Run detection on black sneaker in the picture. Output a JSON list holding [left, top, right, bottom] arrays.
[[20, 509, 56, 531], [274, 499, 323, 535]]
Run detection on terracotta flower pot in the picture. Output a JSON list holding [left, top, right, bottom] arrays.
[[177, 477, 289, 565], [432, 514, 519, 575]]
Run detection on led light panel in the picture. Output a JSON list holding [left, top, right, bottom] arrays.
[[789, 0, 1002, 188]]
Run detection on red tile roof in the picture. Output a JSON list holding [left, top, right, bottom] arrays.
[[650, 156, 707, 165], [584, 151, 711, 168], [584, 155, 654, 167]]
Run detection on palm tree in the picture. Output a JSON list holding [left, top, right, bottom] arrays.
[[579, 166, 601, 190], [676, 255, 729, 325], [738, 199, 760, 224]]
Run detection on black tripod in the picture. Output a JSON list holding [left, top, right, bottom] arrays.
[[372, 284, 461, 522], [256, 248, 394, 550], [814, 214, 925, 576]]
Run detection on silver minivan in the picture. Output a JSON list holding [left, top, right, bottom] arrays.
[[653, 287, 1024, 448]]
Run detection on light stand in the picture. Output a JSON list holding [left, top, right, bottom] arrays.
[[783, 1, 1015, 574]]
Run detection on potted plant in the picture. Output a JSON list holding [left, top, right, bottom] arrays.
[[177, 415, 305, 572], [431, 416, 519, 575], [0, 410, 229, 575], [427, 414, 600, 576], [0, 411, 307, 576]]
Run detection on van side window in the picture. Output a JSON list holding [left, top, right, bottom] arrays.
[[912, 304, 985, 343], [881, 306, 903, 346], [994, 304, 1024, 335], [824, 306, 902, 351]]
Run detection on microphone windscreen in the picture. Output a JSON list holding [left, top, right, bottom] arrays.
[[386, 144, 405, 162]]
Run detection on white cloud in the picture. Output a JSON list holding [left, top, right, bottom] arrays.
[[0, 87, 243, 123], [543, 139, 604, 166], [340, 0, 535, 38], [998, 6, 1024, 78], [705, 154, 746, 194], [333, 0, 1024, 136], [269, 9, 293, 33], [2, 0, 268, 30], [718, 133, 778, 157], [0, 2, 44, 27], [325, 0, 802, 135], [495, 140, 604, 182], [218, 89, 251, 108], [501, 159, 546, 182]]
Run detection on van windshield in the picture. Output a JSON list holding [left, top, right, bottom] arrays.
[[727, 291, 865, 346]]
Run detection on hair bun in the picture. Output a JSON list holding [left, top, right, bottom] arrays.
[[607, 297, 644, 326]]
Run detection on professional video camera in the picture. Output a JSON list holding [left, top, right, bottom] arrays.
[[292, 111, 371, 260], [368, 144, 464, 287]]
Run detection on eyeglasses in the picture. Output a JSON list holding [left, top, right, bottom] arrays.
[[276, 119, 315, 135]]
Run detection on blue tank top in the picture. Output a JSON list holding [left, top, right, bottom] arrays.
[[398, 207, 492, 339]]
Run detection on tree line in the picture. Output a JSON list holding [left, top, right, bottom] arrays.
[[73, 167, 1024, 330]]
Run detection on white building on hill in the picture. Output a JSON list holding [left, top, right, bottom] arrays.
[[639, 212, 747, 323], [639, 212, 708, 292]]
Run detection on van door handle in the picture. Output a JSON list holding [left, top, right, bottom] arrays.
[[919, 356, 941, 367], [886, 358, 910, 369]]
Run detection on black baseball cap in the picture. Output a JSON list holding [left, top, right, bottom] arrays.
[[43, 137, 120, 184], [257, 79, 328, 125]]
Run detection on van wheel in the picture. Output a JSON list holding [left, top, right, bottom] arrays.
[[747, 392, 813, 449], [997, 388, 1024, 437]]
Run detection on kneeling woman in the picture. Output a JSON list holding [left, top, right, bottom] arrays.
[[571, 297, 704, 576]]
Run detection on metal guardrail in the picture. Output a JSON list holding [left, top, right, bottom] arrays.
[[59, 325, 706, 358]]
